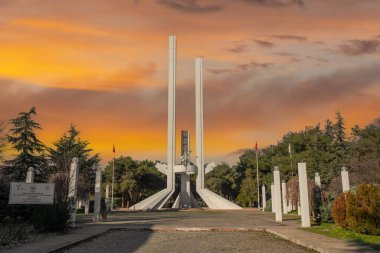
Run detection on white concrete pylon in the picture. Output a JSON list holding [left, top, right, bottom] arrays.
[[282, 180, 287, 214], [271, 183, 275, 213], [26, 167, 34, 183], [273, 166, 282, 221], [341, 166, 350, 192], [93, 166, 102, 222], [105, 184, 110, 211], [262, 185, 266, 209], [68, 157, 79, 227], [298, 162, 311, 227]]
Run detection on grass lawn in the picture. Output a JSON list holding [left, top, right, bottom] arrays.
[[304, 223, 380, 250]]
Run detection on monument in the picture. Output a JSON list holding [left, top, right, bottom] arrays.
[[130, 36, 241, 210]]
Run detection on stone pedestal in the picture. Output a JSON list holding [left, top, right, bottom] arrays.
[[298, 163, 310, 227], [273, 166, 282, 222], [341, 166, 350, 192]]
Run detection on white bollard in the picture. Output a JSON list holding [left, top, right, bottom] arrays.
[[341, 166, 350, 192], [68, 158, 79, 227], [93, 166, 102, 222], [262, 185, 266, 210], [298, 163, 310, 227], [274, 166, 282, 222], [84, 193, 90, 215], [26, 167, 34, 183], [282, 180, 287, 214]]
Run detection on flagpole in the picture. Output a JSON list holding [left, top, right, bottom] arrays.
[[256, 142, 260, 210]]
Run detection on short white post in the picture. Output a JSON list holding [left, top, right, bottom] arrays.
[[315, 172, 321, 188], [282, 180, 287, 214], [93, 166, 102, 222], [298, 162, 310, 227], [270, 183, 275, 213], [262, 185, 266, 210], [26, 167, 34, 183], [341, 166, 350, 192], [297, 202, 301, 216], [68, 158, 79, 227], [273, 166, 282, 222]]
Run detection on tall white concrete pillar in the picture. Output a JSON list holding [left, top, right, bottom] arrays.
[[93, 166, 102, 222], [270, 183, 275, 213], [106, 184, 110, 211], [84, 192, 90, 215], [315, 172, 321, 188], [195, 57, 204, 191], [298, 162, 310, 227], [273, 167, 282, 222], [26, 167, 34, 183], [282, 180, 287, 214], [167, 35, 176, 192], [262, 185, 266, 209], [341, 166, 350, 193], [68, 157, 79, 227]]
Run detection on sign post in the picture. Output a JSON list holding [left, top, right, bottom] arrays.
[[9, 182, 55, 205]]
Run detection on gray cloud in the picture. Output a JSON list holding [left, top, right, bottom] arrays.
[[207, 60, 273, 74], [156, 0, 223, 13], [229, 43, 250, 54], [227, 148, 251, 156], [254, 40, 275, 48], [271, 34, 308, 42], [337, 39, 380, 56], [243, 0, 304, 7]]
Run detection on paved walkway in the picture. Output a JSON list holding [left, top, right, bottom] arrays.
[[1, 209, 377, 253]]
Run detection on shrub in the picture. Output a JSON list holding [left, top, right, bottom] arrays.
[[31, 202, 70, 232], [346, 184, 380, 236], [332, 192, 349, 228], [320, 201, 333, 223], [264, 199, 272, 212]]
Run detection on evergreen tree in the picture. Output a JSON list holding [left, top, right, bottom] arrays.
[[0, 121, 7, 163], [4, 107, 47, 181], [48, 124, 100, 200]]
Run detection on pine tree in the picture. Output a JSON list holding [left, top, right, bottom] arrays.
[[48, 124, 100, 200], [4, 107, 47, 181], [0, 121, 7, 163]]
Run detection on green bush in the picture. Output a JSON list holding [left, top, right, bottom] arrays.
[[31, 203, 70, 232], [320, 201, 334, 223], [332, 192, 349, 228], [346, 184, 380, 236], [264, 199, 272, 212]]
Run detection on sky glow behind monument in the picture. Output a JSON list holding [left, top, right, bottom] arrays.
[[0, 0, 380, 164]]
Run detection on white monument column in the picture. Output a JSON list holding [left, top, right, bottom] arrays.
[[68, 157, 79, 227], [298, 162, 310, 227], [105, 184, 110, 211], [273, 166, 282, 221], [26, 167, 34, 183], [270, 183, 275, 213], [281, 180, 287, 214], [93, 166, 102, 222], [262, 185, 266, 209], [195, 57, 204, 190], [84, 192, 90, 215], [167, 35, 176, 192], [315, 172, 321, 188], [341, 166, 350, 192]]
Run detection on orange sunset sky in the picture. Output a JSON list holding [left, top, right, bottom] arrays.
[[1, 0, 379, 165]]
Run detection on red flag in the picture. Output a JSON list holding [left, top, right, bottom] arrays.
[[113, 144, 115, 153], [255, 141, 258, 151]]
